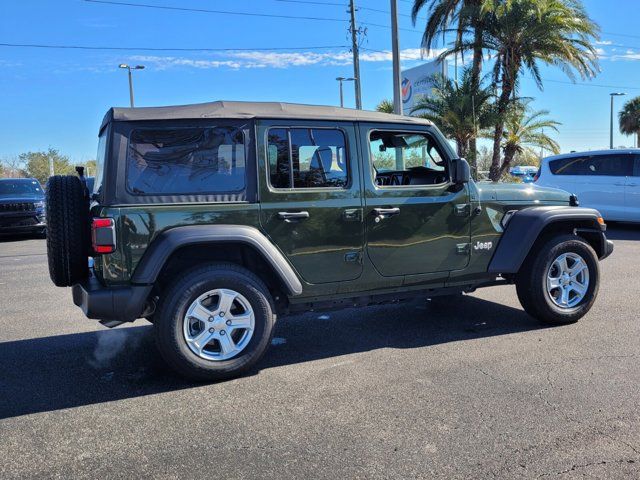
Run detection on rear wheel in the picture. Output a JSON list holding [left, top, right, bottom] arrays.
[[154, 263, 276, 381], [516, 235, 599, 325]]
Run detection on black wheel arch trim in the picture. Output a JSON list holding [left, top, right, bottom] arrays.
[[488, 206, 612, 274], [131, 224, 303, 296]]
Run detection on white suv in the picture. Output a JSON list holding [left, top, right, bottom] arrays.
[[535, 149, 640, 222]]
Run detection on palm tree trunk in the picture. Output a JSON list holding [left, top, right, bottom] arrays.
[[500, 145, 518, 176], [489, 63, 517, 182]]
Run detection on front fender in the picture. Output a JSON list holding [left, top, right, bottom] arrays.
[[488, 206, 608, 274]]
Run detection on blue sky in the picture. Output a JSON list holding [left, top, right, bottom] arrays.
[[1, 0, 640, 163]]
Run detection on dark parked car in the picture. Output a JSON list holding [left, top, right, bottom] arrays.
[[45, 101, 613, 380], [0, 178, 46, 236]]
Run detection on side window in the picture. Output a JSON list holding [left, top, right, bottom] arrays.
[[369, 131, 448, 187], [587, 155, 633, 176], [267, 128, 348, 189], [549, 157, 587, 175], [634, 155, 640, 177], [127, 126, 245, 195], [551, 155, 633, 176]]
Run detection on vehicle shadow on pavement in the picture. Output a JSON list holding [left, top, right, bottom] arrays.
[[0, 296, 542, 419]]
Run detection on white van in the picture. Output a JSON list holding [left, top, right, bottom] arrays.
[[535, 149, 640, 222]]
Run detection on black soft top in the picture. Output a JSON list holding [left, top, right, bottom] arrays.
[[100, 100, 433, 132]]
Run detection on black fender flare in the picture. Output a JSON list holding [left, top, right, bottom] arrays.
[[131, 224, 303, 296], [488, 206, 610, 274]]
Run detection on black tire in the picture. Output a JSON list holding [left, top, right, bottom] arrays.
[[516, 235, 599, 325], [45, 175, 90, 287], [154, 263, 276, 381]]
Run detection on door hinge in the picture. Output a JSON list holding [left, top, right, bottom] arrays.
[[456, 243, 470, 255]]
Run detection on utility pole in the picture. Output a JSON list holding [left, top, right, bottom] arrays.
[[348, 0, 362, 110], [390, 0, 402, 115]]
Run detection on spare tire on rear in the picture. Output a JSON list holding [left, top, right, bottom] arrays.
[[46, 175, 90, 287]]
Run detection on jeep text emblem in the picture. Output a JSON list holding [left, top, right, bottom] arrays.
[[473, 241, 493, 251]]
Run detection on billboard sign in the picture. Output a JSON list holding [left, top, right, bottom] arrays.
[[401, 60, 445, 115]]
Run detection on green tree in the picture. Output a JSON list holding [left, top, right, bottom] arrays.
[[499, 101, 560, 174], [410, 68, 495, 166], [471, 0, 598, 181], [375, 99, 394, 114], [20, 148, 75, 185], [411, 0, 492, 168], [619, 96, 640, 147]]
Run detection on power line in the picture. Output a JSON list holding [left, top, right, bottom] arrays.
[[0, 42, 349, 52], [83, 0, 425, 34], [540, 77, 640, 91], [83, 0, 346, 22], [274, 0, 427, 21]]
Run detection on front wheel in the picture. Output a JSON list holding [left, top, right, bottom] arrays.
[[154, 263, 276, 381], [516, 235, 599, 325]]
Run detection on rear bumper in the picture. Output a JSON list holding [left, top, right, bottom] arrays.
[[72, 276, 152, 323]]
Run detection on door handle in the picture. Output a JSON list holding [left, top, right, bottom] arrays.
[[342, 208, 361, 221], [278, 211, 309, 223], [373, 207, 400, 219], [613, 182, 625, 186], [628, 183, 638, 187]]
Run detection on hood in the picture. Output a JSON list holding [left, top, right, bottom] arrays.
[[477, 182, 570, 203]]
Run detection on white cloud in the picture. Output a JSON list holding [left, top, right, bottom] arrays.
[[128, 47, 446, 71], [595, 40, 614, 46]]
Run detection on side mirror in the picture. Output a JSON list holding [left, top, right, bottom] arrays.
[[452, 158, 470, 184]]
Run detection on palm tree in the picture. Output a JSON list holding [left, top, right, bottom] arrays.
[[375, 99, 394, 114], [410, 68, 495, 161], [411, 0, 492, 168], [619, 96, 640, 147], [473, 0, 599, 181], [499, 101, 561, 174]]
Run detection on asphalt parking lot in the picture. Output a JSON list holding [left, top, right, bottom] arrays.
[[1, 227, 639, 479]]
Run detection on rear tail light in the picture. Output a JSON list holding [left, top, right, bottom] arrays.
[[91, 217, 116, 254], [533, 169, 541, 182]]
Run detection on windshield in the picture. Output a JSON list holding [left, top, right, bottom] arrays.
[[0, 179, 44, 198]]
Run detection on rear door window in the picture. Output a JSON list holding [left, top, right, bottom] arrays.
[[267, 128, 348, 189], [127, 127, 245, 195]]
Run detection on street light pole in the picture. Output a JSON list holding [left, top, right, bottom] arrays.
[[336, 77, 355, 108], [390, 0, 402, 115], [610, 92, 626, 149], [119, 64, 145, 108]]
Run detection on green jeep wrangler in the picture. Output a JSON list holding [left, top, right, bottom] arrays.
[[45, 101, 613, 380]]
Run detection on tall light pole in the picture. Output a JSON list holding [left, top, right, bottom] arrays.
[[336, 77, 355, 108], [348, 0, 362, 110], [610, 92, 626, 149], [119, 64, 145, 107], [390, 0, 402, 115]]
